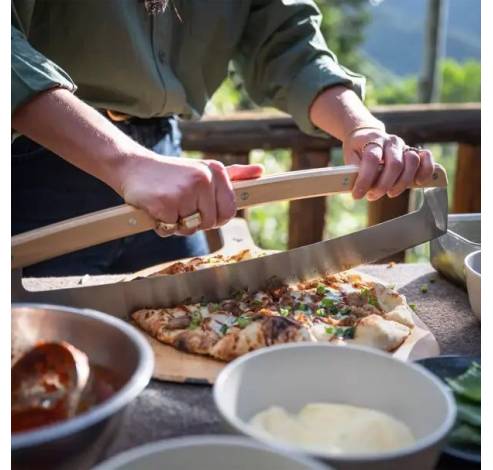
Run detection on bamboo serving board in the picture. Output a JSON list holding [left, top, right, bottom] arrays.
[[127, 227, 439, 384]]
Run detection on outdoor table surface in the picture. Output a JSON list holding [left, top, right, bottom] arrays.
[[29, 262, 481, 469]]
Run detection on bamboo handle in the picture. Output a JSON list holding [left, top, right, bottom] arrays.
[[11, 164, 447, 269]]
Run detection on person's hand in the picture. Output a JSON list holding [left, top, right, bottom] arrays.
[[117, 152, 263, 236], [343, 128, 435, 201]]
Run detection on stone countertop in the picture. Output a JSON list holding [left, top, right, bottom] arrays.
[[24, 263, 481, 469]]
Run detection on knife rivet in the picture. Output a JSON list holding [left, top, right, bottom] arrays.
[[342, 176, 350, 186], [240, 192, 249, 201], [128, 217, 137, 226], [432, 172, 438, 180]]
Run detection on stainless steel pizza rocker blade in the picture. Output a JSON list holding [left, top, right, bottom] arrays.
[[12, 165, 448, 318]]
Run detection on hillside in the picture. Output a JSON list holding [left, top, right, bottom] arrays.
[[361, 0, 480, 76]]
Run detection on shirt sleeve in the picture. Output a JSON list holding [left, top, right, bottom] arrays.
[[233, 0, 366, 137], [11, 25, 76, 114]]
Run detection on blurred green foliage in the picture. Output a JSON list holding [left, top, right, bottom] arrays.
[[202, 3, 480, 262]]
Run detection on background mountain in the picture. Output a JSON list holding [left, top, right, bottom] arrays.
[[360, 0, 480, 77]]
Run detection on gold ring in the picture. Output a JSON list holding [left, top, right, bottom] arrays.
[[361, 140, 384, 153], [155, 221, 178, 237], [179, 212, 202, 230], [403, 146, 421, 154]]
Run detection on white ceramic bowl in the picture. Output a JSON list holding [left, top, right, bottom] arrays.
[[214, 344, 456, 470], [464, 250, 481, 320], [93, 436, 328, 470]]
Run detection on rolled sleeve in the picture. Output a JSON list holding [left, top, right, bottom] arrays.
[[234, 0, 366, 137], [11, 26, 76, 114]]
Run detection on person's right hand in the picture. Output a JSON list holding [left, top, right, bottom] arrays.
[[117, 152, 263, 236]]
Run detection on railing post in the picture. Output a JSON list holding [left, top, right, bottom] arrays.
[[288, 148, 330, 249], [453, 143, 481, 213]]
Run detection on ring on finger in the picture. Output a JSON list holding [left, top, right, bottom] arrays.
[[403, 146, 422, 155], [155, 221, 178, 238], [179, 211, 202, 230], [361, 140, 384, 153]]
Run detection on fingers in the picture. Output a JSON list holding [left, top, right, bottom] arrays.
[[415, 148, 435, 185], [206, 160, 237, 227], [387, 148, 420, 198], [226, 164, 264, 181], [367, 136, 404, 201], [352, 140, 384, 199]]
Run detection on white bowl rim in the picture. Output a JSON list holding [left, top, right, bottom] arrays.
[[464, 250, 481, 276], [213, 343, 457, 462], [11, 303, 155, 450], [93, 435, 328, 470]]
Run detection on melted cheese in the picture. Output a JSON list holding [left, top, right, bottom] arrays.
[[250, 403, 415, 455]]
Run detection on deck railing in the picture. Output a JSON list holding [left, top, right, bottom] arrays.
[[179, 103, 481, 258]]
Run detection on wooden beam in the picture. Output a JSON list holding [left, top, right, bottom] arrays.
[[367, 191, 411, 263], [181, 104, 480, 153], [453, 144, 481, 213], [288, 149, 330, 249]]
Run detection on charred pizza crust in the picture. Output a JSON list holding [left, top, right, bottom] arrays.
[[132, 270, 416, 361]]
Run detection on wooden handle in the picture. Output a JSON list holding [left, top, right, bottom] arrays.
[[11, 164, 447, 269]]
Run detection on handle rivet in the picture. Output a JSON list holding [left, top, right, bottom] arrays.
[[432, 173, 438, 180], [240, 192, 249, 201], [342, 176, 350, 186], [128, 217, 137, 226]]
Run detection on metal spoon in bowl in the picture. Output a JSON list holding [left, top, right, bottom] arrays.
[[11, 341, 90, 433]]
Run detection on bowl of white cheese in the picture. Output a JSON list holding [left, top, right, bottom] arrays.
[[213, 343, 456, 470]]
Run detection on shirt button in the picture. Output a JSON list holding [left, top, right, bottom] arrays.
[[158, 50, 166, 63]]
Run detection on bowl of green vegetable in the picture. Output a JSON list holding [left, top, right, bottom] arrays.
[[416, 356, 480, 465]]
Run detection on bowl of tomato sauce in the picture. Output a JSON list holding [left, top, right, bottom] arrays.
[[11, 304, 154, 470]]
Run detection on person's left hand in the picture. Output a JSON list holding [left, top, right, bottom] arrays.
[[343, 127, 435, 201]]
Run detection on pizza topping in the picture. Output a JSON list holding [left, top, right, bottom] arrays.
[[324, 325, 355, 339], [279, 307, 291, 317], [234, 315, 253, 329], [188, 311, 202, 330]]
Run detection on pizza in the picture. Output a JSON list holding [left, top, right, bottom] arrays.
[[131, 271, 416, 362], [145, 249, 262, 278]]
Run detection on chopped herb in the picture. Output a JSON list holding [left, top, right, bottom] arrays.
[[250, 299, 264, 309], [420, 284, 429, 294], [315, 308, 327, 317], [316, 284, 327, 296], [335, 326, 355, 339], [409, 303, 417, 312], [430, 278, 436, 284], [324, 326, 335, 335], [279, 307, 291, 317], [235, 315, 253, 329], [331, 307, 352, 319], [321, 298, 336, 309], [219, 324, 229, 335], [208, 303, 220, 313], [361, 288, 379, 308], [188, 311, 202, 330], [295, 303, 310, 312]]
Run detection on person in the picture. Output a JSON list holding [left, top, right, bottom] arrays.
[[11, 0, 434, 277]]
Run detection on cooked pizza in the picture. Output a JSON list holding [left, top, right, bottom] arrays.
[[132, 271, 415, 362], [146, 249, 262, 278]]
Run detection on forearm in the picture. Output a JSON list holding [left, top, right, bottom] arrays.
[[11, 88, 145, 194], [309, 86, 384, 141]]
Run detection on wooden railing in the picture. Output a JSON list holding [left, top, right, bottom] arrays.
[[179, 103, 481, 257]]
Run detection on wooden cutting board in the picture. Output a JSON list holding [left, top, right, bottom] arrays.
[[127, 219, 440, 384]]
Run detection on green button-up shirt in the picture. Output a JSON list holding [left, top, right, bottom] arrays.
[[12, 0, 365, 136]]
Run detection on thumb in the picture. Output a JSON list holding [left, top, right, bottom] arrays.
[[226, 164, 264, 181]]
